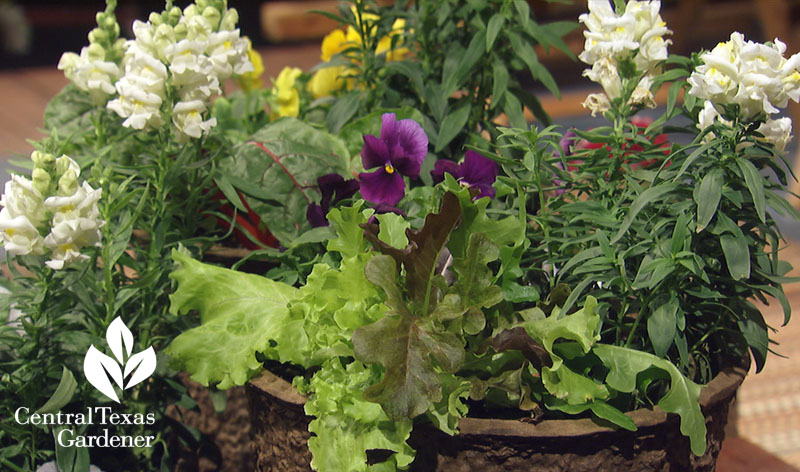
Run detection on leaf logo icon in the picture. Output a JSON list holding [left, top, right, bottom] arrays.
[[83, 317, 157, 403]]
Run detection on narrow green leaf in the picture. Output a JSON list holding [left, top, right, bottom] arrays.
[[611, 183, 677, 244], [491, 61, 510, 110], [443, 30, 486, 96], [647, 295, 678, 358], [503, 92, 527, 130], [589, 400, 637, 431], [738, 306, 769, 372], [486, 14, 505, 51], [326, 91, 362, 134], [735, 157, 767, 223], [720, 231, 750, 280], [215, 176, 247, 213], [513, 0, 531, 28], [508, 31, 560, 98], [435, 101, 471, 152], [694, 168, 723, 232], [36, 367, 77, 414]]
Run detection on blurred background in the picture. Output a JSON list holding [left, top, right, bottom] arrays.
[[1, 0, 799, 469]]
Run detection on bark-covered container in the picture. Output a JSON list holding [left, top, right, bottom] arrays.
[[246, 361, 747, 471]]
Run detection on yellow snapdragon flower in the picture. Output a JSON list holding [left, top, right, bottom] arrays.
[[235, 38, 264, 92], [271, 66, 303, 118]]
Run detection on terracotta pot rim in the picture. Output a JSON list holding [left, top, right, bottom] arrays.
[[248, 356, 749, 440]]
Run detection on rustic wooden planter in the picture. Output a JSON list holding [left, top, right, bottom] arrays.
[[246, 359, 748, 471]]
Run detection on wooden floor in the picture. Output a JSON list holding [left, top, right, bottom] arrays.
[[2, 45, 800, 471]]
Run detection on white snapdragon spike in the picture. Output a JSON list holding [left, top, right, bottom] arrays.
[[579, 1, 671, 109], [58, 47, 120, 105], [689, 32, 800, 119], [43, 181, 104, 270], [172, 100, 218, 142]]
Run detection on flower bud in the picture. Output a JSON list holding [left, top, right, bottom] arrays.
[[202, 6, 221, 30], [55, 155, 75, 176], [167, 6, 183, 25], [149, 12, 163, 26], [197, 0, 210, 10], [220, 8, 239, 31], [32, 168, 52, 195], [88, 28, 108, 45], [184, 4, 199, 18], [57, 170, 79, 197], [103, 15, 118, 31], [31, 151, 55, 169], [87, 42, 106, 61]]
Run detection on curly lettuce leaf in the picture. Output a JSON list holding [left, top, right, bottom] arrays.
[[518, 297, 609, 405], [166, 250, 300, 388], [298, 358, 415, 472], [593, 344, 707, 456]]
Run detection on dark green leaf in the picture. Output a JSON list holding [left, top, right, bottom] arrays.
[[694, 168, 723, 232], [36, 367, 77, 414], [611, 183, 677, 244], [507, 32, 560, 98], [487, 14, 505, 50], [491, 61, 510, 110], [647, 295, 678, 358], [327, 91, 363, 134], [435, 101, 471, 152], [735, 157, 767, 223]]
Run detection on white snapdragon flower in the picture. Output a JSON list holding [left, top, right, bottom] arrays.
[[172, 100, 217, 142], [0, 172, 50, 257], [206, 30, 254, 80], [579, 1, 638, 65], [107, 45, 168, 130], [757, 117, 793, 153], [58, 46, 120, 105], [696, 100, 793, 152], [689, 33, 800, 119], [583, 93, 612, 116], [583, 56, 622, 98], [0, 210, 45, 256], [165, 39, 221, 101], [43, 181, 103, 270]]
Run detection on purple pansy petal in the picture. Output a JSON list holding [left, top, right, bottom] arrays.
[[359, 168, 406, 205], [317, 173, 345, 207], [381, 113, 428, 168], [391, 152, 422, 179], [332, 178, 360, 205], [431, 160, 460, 184], [361, 134, 390, 170], [473, 183, 497, 199], [307, 203, 329, 228], [460, 151, 498, 189]]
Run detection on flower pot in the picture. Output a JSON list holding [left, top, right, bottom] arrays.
[[245, 359, 748, 471]]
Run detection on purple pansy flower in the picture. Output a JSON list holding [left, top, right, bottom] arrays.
[[358, 113, 428, 206], [307, 173, 360, 227], [431, 150, 499, 199]]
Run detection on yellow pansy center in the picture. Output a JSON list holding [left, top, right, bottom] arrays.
[[384, 164, 395, 174]]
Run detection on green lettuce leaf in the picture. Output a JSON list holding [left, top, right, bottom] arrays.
[[593, 344, 707, 456], [166, 250, 299, 388], [298, 358, 415, 472]]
